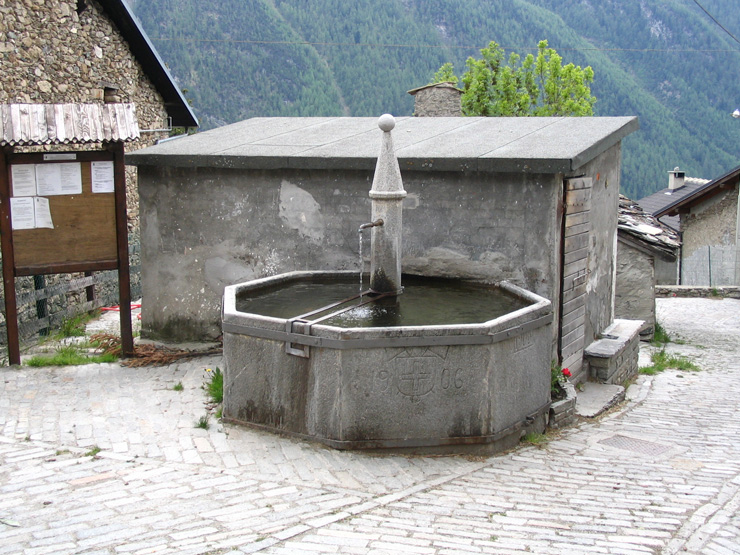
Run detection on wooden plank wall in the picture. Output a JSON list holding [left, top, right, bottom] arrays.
[[560, 177, 592, 375]]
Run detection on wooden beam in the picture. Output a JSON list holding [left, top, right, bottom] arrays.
[[0, 148, 21, 365], [111, 142, 134, 357]]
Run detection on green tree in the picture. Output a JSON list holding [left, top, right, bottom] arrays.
[[431, 62, 458, 85], [435, 40, 595, 117]]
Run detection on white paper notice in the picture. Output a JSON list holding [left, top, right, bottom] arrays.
[[10, 197, 35, 230], [35, 163, 63, 195], [91, 161, 115, 193], [59, 162, 82, 194], [10, 165, 37, 197], [34, 197, 54, 229], [35, 162, 82, 195]]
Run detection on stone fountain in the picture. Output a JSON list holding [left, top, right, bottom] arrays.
[[222, 115, 554, 454]]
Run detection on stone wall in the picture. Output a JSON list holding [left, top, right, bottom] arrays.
[[656, 285, 740, 299], [615, 238, 655, 339], [579, 144, 621, 348], [681, 184, 739, 286], [584, 319, 642, 385], [411, 84, 462, 117], [138, 165, 562, 342], [0, 0, 172, 226], [136, 143, 623, 345], [0, 0, 171, 342]]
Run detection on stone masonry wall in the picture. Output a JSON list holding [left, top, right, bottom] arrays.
[[0, 0, 171, 224], [681, 184, 739, 286], [412, 85, 462, 117], [615, 238, 655, 339], [0, 0, 171, 343]]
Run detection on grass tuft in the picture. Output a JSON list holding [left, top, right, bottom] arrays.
[[173, 381, 184, 392], [54, 310, 100, 339], [26, 346, 118, 367], [195, 415, 210, 430], [204, 367, 224, 404], [640, 349, 700, 375], [651, 322, 671, 346], [521, 432, 548, 446]]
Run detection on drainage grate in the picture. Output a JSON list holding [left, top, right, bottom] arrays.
[[598, 434, 670, 456]]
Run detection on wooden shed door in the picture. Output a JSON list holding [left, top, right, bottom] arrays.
[[559, 177, 592, 376]]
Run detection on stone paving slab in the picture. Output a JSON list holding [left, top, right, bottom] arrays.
[[1, 297, 739, 554]]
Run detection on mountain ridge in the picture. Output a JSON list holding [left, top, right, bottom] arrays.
[[129, 0, 740, 199]]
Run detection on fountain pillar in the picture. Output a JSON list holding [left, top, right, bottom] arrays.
[[369, 114, 406, 294]]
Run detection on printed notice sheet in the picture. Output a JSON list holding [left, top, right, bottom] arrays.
[[34, 197, 54, 229], [10, 197, 54, 230], [59, 163, 82, 194], [10, 165, 36, 197], [91, 161, 115, 193], [10, 197, 35, 230], [35, 162, 82, 195]]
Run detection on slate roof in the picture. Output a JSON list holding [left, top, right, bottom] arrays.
[[618, 195, 680, 259], [126, 116, 639, 173], [639, 166, 740, 231], [407, 82, 463, 95], [97, 0, 197, 128], [638, 176, 711, 229], [0, 103, 139, 146]]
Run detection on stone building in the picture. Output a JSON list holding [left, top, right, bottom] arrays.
[[640, 167, 740, 286], [128, 115, 640, 384], [615, 195, 680, 339], [0, 0, 197, 218], [0, 0, 197, 342]]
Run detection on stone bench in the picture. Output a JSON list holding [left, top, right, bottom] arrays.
[[584, 319, 643, 385]]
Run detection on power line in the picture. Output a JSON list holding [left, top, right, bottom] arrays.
[[690, 0, 740, 46], [149, 36, 740, 54]]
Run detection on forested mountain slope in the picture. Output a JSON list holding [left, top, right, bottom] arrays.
[[129, 0, 740, 199]]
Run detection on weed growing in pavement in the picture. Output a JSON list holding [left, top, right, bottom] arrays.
[[173, 381, 184, 392], [640, 349, 700, 375], [54, 310, 100, 339], [651, 322, 671, 347], [26, 345, 117, 367], [521, 432, 548, 446], [195, 414, 210, 430], [203, 367, 223, 404], [85, 446, 101, 457]]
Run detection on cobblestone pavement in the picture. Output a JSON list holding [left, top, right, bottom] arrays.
[[1, 297, 739, 554]]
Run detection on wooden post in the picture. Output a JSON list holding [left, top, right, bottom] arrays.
[[111, 142, 134, 357], [0, 148, 21, 365]]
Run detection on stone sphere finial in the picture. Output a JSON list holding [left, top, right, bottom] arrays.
[[378, 113, 395, 132]]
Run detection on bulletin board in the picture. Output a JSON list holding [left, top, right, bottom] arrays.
[[0, 144, 133, 365], [8, 151, 118, 274]]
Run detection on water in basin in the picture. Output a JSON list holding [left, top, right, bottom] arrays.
[[235, 275, 529, 327]]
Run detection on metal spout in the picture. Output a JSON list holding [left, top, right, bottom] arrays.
[[358, 218, 384, 231]]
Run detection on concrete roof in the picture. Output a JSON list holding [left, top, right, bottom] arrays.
[[126, 116, 638, 173]]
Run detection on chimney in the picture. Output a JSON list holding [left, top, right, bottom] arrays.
[[407, 82, 462, 117], [668, 167, 685, 191]]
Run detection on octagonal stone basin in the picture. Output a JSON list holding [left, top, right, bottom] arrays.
[[222, 271, 553, 454]]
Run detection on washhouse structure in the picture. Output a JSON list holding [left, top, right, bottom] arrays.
[[127, 116, 639, 384]]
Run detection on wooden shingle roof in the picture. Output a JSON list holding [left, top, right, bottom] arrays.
[[0, 103, 140, 146]]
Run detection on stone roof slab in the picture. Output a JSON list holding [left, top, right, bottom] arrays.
[[126, 116, 639, 173]]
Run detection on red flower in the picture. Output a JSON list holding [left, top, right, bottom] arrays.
[[562, 368, 572, 377]]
